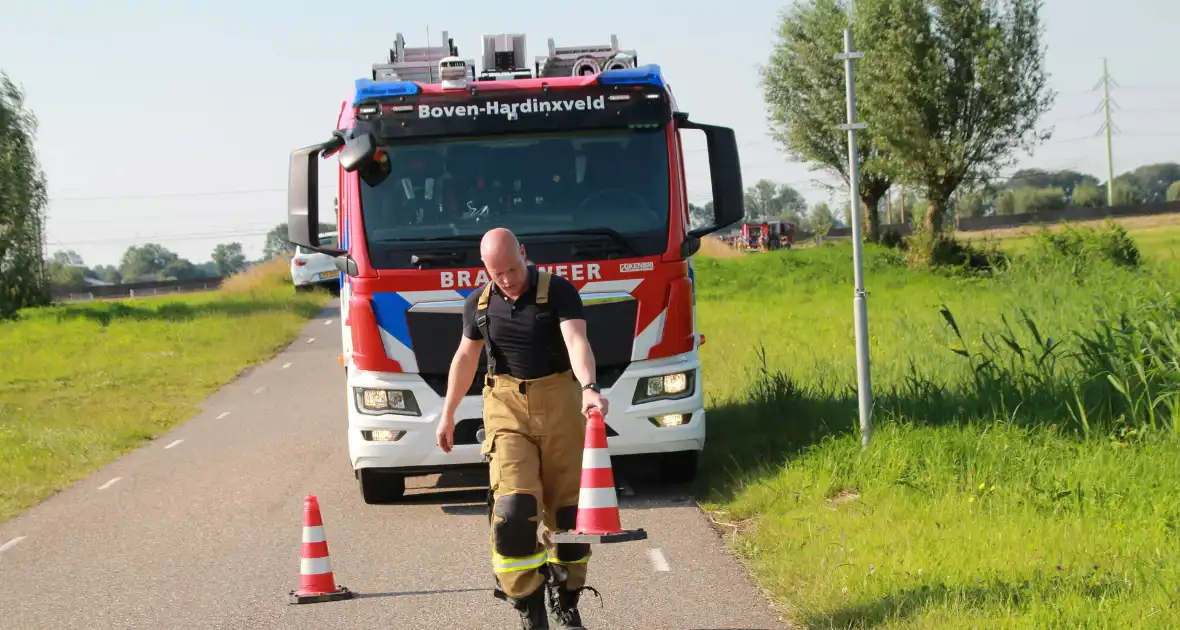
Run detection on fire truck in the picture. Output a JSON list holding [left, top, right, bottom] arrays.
[[287, 31, 744, 503], [740, 221, 766, 252], [740, 220, 794, 252]]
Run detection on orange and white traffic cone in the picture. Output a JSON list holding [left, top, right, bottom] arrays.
[[553, 409, 647, 545], [288, 494, 355, 604]]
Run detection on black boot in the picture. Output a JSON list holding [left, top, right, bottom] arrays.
[[507, 587, 550, 629], [545, 578, 600, 629]]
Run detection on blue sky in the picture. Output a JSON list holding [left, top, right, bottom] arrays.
[[2, 0, 1178, 267]]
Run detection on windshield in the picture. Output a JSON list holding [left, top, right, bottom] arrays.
[[357, 128, 670, 260]]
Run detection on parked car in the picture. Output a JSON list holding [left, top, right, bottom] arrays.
[[290, 231, 341, 294]]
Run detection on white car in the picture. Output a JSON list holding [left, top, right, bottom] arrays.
[[290, 231, 341, 294]]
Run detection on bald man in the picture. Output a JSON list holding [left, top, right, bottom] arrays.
[[437, 228, 607, 629]]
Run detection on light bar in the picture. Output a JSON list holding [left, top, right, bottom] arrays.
[[597, 64, 665, 88], [353, 78, 419, 104]]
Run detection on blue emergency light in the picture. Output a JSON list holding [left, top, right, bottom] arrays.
[[597, 64, 665, 88], [353, 78, 420, 104]]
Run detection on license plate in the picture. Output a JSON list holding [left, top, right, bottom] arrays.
[[320, 271, 340, 280]]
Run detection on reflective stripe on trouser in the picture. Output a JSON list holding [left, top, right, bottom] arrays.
[[483, 369, 591, 599]]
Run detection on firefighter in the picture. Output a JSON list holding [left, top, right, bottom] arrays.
[[437, 227, 608, 629]]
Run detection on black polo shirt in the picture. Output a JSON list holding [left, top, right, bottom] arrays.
[[461, 265, 585, 380]]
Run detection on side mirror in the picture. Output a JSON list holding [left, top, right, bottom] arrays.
[[338, 131, 378, 173], [288, 138, 347, 256], [675, 113, 745, 239], [333, 255, 359, 276]]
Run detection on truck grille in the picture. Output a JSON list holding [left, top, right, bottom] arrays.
[[407, 298, 639, 398]]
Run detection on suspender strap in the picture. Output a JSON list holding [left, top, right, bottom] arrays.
[[536, 271, 551, 306], [475, 282, 496, 377], [476, 270, 559, 382]]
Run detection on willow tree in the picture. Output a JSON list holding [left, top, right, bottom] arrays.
[[761, 0, 892, 242], [858, 0, 1055, 234], [0, 72, 50, 318]]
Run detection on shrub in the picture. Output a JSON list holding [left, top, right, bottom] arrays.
[[902, 230, 1008, 274], [1028, 218, 1141, 270]]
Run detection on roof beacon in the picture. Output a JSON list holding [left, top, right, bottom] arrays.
[[536, 34, 638, 78], [371, 31, 475, 84]]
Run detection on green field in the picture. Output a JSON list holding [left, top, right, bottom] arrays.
[[0, 260, 329, 522], [3, 217, 1178, 627], [695, 221, 1180, 628]]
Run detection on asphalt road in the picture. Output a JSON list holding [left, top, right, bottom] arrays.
[[0, 306, 789, 630]]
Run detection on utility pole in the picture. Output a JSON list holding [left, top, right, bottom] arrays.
[[1094, 58, 1120, 206], [835, 28, 873, 448]]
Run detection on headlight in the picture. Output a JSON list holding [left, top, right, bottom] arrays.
[[354, 387, 421, 416], [632, 370, 696, 405]]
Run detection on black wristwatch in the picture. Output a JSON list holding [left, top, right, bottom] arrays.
[[582, 382, 601, 393]]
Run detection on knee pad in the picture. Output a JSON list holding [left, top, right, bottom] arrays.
[[554, 505, 590, 562], [493, 492, 540, 558]]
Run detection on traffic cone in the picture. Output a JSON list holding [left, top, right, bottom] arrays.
[[288, 494, 355, 604], [553, 409, 647, 545]]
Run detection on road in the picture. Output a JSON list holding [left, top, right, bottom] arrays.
[[0, 306, 788, 630]]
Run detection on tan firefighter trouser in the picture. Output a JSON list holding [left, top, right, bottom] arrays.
[[481, 369, 591, 599]]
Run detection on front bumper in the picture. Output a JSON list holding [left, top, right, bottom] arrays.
[[346, 352, 706, 473]]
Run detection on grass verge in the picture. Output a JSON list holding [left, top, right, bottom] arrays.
[[0, 258, 330, 523], [695, 225, 1180, 628]]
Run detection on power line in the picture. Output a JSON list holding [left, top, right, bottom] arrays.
[[45, 227, 278, 248], [47, 184, 336, 203]]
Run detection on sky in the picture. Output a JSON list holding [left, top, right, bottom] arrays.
[[2, 0, 1179, 268]]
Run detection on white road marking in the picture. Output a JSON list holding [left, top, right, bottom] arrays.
[[216, 412, 230, 420], [307, 337, 316, 344], [648, 548, 671, 572], [0, 536, 27, 553], [98, 477, 122, 491], [282, 362, 292, 369], [164, 439, 184, 449], [324, 319, 333, 326], [254, 386, 266, 395]]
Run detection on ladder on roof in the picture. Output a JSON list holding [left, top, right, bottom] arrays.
[[370, 32, 639, 83]]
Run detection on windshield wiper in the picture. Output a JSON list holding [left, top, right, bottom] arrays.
[[374, 234, 484, 243], [523, 228, 638, 257], [410, 251, 466, 268]]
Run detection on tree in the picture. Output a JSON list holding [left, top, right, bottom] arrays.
[[858, 0, 1055, 235], [263, 221, 337, 260], [45, 249, 88, 290], [1012, 186, 1066, 213], [263, 223, 295, 260], [1070, 182, 1104, 208], [0, 72, 50, 318], [1114, 163, 1180, 204], [1110, 179, 1138, 206], [956, 189, 990, 218], [91, 264, 122, 284], [807, 202, 836, 236], [161, 258, 201, 281], [211, 242, 247, 276], [1167, 181, 1180, 202], [1003, 168, 1098, 198], [120, 243, 179, 281], [688, 202, 714, 230], [743, 179, 808, 222], [762, 0, 892, 242]]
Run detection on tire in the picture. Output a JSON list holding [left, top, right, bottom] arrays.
[[357, 468, 407, 504], [658, 450, 699, 485]]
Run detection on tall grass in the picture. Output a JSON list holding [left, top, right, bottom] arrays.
[[0, 260, 329, 522], [695, 221, 1180, 628]]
